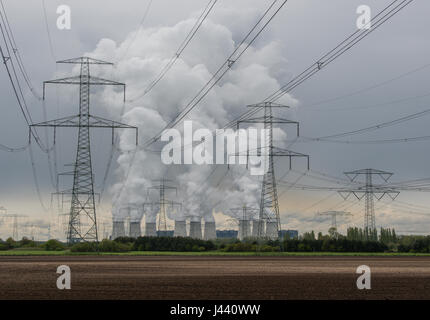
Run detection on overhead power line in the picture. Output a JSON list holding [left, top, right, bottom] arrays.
[[128, 0, 219, 102], [172, 0, 415, 156], [0, 142, 29, 153], [0, 11, 47, 151], [0, 0, 42, 100], [304, 62, 430, 109], [41, 0, 56, 61], [307, 91, 430, 113], [302, 134, 430, 145], [266, 0, 414, 103], [117, 0, 153, 63], [307, 106, 430, 141], [148, 0, 417, 201], [143, 0, 289, 148]]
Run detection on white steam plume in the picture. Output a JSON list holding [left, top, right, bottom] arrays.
[[87, 8, 298, 225]]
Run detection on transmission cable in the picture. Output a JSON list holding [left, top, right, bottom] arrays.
[[128, 0, 218, 102], [143, 0, 288, 148], [266, 0, 414, 103]]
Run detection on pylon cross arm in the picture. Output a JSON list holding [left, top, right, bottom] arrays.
[[339, 189, 399, 201], [43, 76, 126, 100], [57, 57, 113, 65], [44, 75, 124, 86], [30, 114, 137, 128], [239, 117, 299, 125], [30, 115, 138, 145]]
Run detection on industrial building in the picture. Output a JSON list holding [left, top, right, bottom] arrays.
[[216, 230, 238, 239], [157, 230, 174, 237]]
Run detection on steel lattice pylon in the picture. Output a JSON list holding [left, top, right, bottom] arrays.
[[339, 169, 399, 241], [259, 105, 279, 238], [316, 211, 352, 234], [365, 172, 375, 236], [147, 179, 181, 234], [236, 102, 310, 239], [31, 57, 138, 244]]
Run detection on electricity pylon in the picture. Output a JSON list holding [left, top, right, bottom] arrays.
[[2, 213, 27, 240], [338, 169, 399, 240], [236, 102, 310, 239], [30, 57, 138, 244], [147, 179, 181, 233], [317, 211, 352, 233]]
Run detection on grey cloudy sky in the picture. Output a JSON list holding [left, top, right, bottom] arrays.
[[0, 0, 429, 239]]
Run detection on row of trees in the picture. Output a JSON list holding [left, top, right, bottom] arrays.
[[131, 236, 217, 252], [283, 239, 387, 252], [0, 237, 38, 250], [397, 236, 430, 253], [302, 227, 398, 243], [4, 230, 430, 253], [70, 239, 131, 252], [0, 237, 66, 251]]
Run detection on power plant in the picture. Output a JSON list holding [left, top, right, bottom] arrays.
[[1, 0, 428, 304], [0, 0, 423, 245]]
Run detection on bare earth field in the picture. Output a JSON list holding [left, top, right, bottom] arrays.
[[0, 256, 429, 300]]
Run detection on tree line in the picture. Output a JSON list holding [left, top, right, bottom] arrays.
[[2, 228, 430, 253]]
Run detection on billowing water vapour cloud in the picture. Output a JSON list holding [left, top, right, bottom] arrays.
[[86, 7, 297, 225]]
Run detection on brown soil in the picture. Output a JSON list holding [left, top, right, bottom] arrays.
[[0, 256, 429, 300]]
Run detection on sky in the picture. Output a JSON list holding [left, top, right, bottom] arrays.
[[0, 0, 429, 240]]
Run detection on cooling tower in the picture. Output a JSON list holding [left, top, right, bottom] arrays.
[[189, 220, 202, 239], [238, 220, 251, 240], [112, 221, 125, 239], [145, 222, 157, 237], [174, 220, 187, 237], [252, 219, 264, 237], [203, 221, 216, 240], [266, 221, 278, 240], [129, 221, 141, 238]]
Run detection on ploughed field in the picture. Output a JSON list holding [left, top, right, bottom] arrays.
[[0, 256, 429, 299]]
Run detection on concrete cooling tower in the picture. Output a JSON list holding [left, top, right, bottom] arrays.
[[238, 220, 251, 240], [126, 206, 143, 238], [129, 221, 141, 238], [145, 222, 157, 237], [266, 221, 278, 240], [203, 221, 216, 240], [189, 218, 202, 239], [112, 220, 125, 239], [252, 219, 263, 238], [174, 220, 187, 237], [144, 203, 159, 237]]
